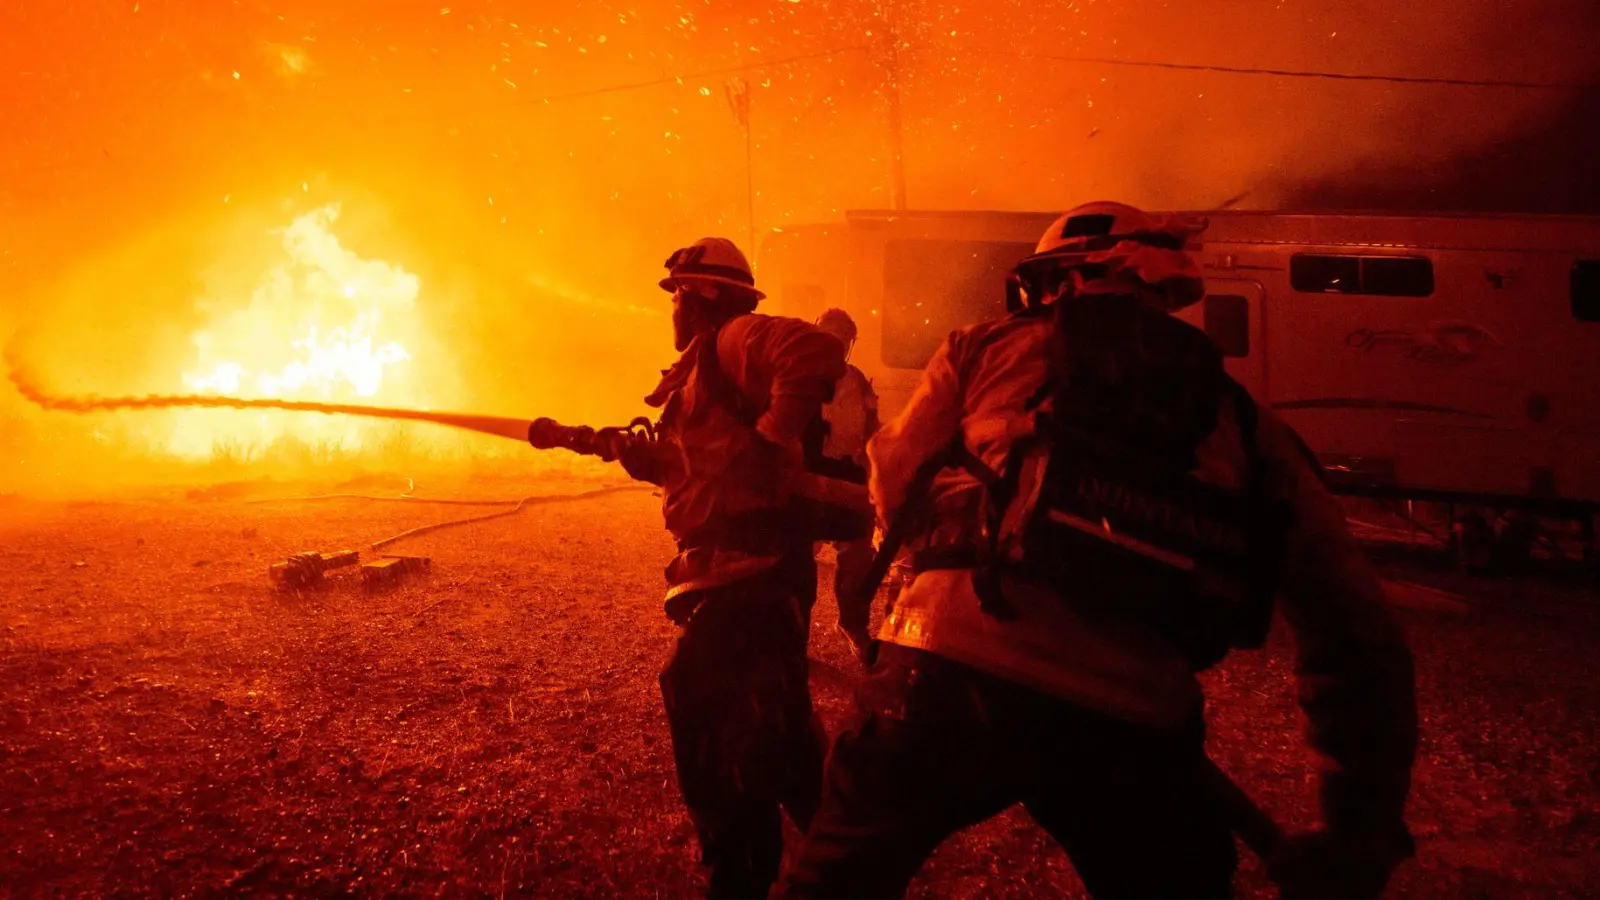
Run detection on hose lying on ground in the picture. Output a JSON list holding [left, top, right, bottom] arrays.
[[243, 493, 524, 507], [246, 484, 654, 551]]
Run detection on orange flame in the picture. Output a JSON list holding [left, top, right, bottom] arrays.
[[168, 204, 427, 457]]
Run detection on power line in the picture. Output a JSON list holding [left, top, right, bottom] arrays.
[[367, 45, 872, 124], [507, 46, 871, 107], [994, 50, 1593, 91], [7, 42, 1591, 181]]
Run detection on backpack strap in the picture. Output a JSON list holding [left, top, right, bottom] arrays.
[[849, 314, 1049, 622], [692, 324, 763, 427], [951, 314, 1052, 621]]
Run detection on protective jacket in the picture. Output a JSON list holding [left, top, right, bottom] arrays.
[[632, 313, 846, 600], [869, 310, 1417, 839], [823, 365, 879, 463], [805, 364, 880, 484]]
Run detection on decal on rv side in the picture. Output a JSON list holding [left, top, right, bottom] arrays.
[[1342, 321, 1503, 367]]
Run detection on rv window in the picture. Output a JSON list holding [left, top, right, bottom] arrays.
[[1203, 294, 1250, 357], [1290, 254, 1434, 297], [882, 239, 1033, 369], [1290, 255, 1360, 294], [1363, 257, 1434, 296], [1573, 261, 1600, 321]]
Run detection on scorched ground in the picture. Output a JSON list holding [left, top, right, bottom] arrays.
[[0, 474, 1596, 897]]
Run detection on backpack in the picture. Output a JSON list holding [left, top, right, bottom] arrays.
[[968, 296, 1290, 670]]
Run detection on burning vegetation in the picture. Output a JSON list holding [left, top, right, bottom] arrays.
[[175, 204, 420, 456]]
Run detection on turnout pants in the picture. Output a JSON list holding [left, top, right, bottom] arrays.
[[660, 560, 828, 900], [779, 645, 1237, 899]]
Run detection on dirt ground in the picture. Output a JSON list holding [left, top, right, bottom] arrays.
[[1, 475, 1597, 898]]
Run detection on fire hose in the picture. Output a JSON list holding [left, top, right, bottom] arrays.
[[6, 347, 644, 453], [8, 360, 1284, 863], [7, 343, 868, 517]]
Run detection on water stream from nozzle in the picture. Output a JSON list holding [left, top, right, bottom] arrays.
[[5, 339, 536, 443]]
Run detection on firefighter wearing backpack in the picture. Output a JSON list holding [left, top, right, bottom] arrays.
[[615, 237, 853, 899], [778, 203, 1418, 899]]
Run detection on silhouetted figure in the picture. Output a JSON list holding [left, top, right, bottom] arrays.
[[780, 203, 1418, 900], [806, 307, 881, 664], [616, 238, 847, 899]]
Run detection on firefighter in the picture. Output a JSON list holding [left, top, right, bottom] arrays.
[[779, 203, 1418, 899], [807, 307, 882, 663], [614, 237, 848, 899]]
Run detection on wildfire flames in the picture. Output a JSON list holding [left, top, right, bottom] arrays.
[[164, 205, 433, 458]]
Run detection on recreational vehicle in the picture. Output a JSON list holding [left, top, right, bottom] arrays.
[[760, 209, 1600, 565]]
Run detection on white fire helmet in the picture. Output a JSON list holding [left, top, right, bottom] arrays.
[[659, 237, 766, 300], [814, 308, 858, 348], [1008, 201, 1208, 312]]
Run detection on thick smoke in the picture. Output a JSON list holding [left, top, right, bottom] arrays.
[[894, 0, 1600, 211]]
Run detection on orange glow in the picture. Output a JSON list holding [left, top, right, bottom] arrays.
[[1, 1, 1596, 495]]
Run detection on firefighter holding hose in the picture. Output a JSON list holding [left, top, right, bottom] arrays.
[[602, 237, 853, 899], [778, 203, 1419, 899]]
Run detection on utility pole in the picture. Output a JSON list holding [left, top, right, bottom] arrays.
[[724, 77, 756, 260], [881, 0, 909, 209]]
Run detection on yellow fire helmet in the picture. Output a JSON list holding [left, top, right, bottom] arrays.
[[659, 237, 766, 300]]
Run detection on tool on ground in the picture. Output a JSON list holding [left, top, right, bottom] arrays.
[[269, 550, 435, 591], [270, 549, 361, 590], [252, 485, 650, 588], [361, 554, 432, 591]]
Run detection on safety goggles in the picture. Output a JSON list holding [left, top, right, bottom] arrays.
[[1007, 256, 1111, 309], [1007, 232, 1191, 307]]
